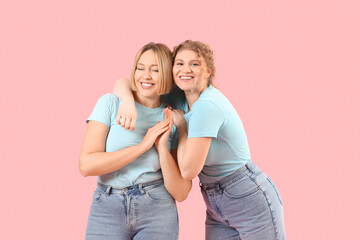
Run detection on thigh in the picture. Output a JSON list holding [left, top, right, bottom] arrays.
[[85, 188, 129, 240], [205, 210, 240, 240], [255, 174, 286, 240], [219, 174, 280, 240], [133, 184, 178, 240]]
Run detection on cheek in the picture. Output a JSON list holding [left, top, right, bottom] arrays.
[[134, 72, 141, 80], [172, 67, 179, 75]]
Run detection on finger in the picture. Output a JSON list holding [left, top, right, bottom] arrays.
[[159, 119, 170, 127], [116, 113, 121, 125], [124, 117, 131, 130], [120, 117, 126, 127], [153, 122, 170, 132], [164, 108, 171, 120], [130, 118, 136, 131], [167, 110, 173, 121], [155, 125, 170, 135]]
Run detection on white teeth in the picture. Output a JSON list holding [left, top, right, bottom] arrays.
[[141, 83, 152, 87], [180, 76, 192, 80]]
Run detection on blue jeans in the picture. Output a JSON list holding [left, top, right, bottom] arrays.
[[200, 161, 286, 240], [85, 180, 178, 240]]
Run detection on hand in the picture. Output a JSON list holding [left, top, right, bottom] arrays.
[[155, 108, 173, 150], [140, 119, 170, 151], [171, 109, 186, 128], [116, 98, 137, 130]]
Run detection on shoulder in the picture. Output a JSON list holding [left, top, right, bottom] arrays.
[[99, 93, 120, 102], [96, 93, 121, 108], [193, 86, 224, 112]]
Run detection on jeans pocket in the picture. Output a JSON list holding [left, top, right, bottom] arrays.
[[92, 189, 106, 203], [223, 176, 260, 199], [266, 177, 283, 206], [145, 184, 174, 203]]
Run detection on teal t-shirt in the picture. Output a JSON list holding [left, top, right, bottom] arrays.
[[169, 85, 251, 184], [87, 93, 178, 188]]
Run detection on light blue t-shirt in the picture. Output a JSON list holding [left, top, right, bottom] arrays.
[[167, 85, 251, 184], [87, 93, 178, 188]]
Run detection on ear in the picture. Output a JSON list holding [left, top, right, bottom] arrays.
[[203, 68, 211, 84], [206, 68, 211, 79]]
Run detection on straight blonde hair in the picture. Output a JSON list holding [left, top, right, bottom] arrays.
[[130, 43, 173, 95]]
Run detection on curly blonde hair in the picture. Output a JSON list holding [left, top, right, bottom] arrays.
[[172, 40, 215, 86]]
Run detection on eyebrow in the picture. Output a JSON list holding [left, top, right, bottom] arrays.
[[174, 59, 201, 62], [137, 63, 158, 67]]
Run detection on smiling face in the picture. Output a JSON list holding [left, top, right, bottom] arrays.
[[133, 50, 160, 99], [173, 50, 210, 93]]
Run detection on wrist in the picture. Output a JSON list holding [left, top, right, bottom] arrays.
[[177, 120, 187, 131], [138, 142, 151, 152], [122, 96, 135, 105], [157, 144, 169, 154]]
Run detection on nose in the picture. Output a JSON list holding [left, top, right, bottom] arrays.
[[143, 70, 151, 79], [182, 64, 191, 73]]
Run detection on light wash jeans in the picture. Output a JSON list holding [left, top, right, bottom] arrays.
[[200, 161, 286, 240], [85, 180, 178, 240]]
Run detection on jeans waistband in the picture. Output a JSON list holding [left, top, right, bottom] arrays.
[[97, 179, 164, 196], [199, 161, 260, 191]]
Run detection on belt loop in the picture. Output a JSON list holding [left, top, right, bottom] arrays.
[[216, 183, 222, 192], [105, 186, 112, 196], [139, 184, 145, 195], [245, 161, 252, 173]]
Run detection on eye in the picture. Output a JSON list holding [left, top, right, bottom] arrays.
[[152, 69, 159, 72], [176, 62, 183, 66], [137, 67, 144, 71], [191, 63, 199, 66]]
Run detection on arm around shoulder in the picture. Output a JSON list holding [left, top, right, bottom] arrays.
[[113, 78, 137, 130]]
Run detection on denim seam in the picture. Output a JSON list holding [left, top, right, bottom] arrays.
[[208, 192, 230, 225], [267, 177, 283, 206], [220, 170, 249, 189], [248, 174, 279, 240]]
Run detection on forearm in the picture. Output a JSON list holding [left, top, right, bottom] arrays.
[[177, 135, 212, 180], [157, 146, 192, 202], [79, 144, 147, 177], [113, 78, 134, 100], [176, 121, 188, 162]]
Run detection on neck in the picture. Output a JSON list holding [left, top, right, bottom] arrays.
[[184, 85, 209, 110], [134, 92, 161, 108]]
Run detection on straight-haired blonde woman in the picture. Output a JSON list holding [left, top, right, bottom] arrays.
[[79, 42, 191, 240], [113, 40, 286, 240]]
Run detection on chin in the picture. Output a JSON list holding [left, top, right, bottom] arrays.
[[174, 82, 190, 91]]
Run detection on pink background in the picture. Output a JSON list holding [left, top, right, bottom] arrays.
[[1, 0, 359, 239]]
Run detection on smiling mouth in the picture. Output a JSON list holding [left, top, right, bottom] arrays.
[[179, 76, 194, 80], [140, 82, 155, 89]]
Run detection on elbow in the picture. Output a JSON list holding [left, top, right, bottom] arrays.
[[78, 157, 90, 177], [175, 195, 188, 202], [173, 192, 189, 202], [113, 78, 128, 93], [180, 170, 197, 181]]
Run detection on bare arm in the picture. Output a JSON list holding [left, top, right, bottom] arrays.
[[157, 147, 192, 202], [155, 108, 192, 201], [172, 110, 212, 180], [113, 78, 137, 130], [79, 119, 170, 177]]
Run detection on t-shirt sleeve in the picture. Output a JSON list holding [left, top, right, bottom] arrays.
[[187, 100, 224, 138], [86, 94, 114, 127]]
